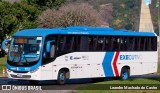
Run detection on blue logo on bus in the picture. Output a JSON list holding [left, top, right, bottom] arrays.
[[120, 55, 142, 60]]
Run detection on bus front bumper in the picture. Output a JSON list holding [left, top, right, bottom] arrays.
[[7, 69, 41, 80]]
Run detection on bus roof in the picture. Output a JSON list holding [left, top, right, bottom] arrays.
[[14, 26, 156, 37]]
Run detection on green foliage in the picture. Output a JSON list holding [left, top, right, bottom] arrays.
[[124, 0, 135, 8], [0, 57, 7, 74], [27, 0, 66, 9], [0, 1, 40, 39], [0, 0, 66, 40], [110, 0, 141, 31], [0, 1, 16, 38]]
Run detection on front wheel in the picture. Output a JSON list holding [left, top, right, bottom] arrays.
[[57, 70, 66, 85], [120, 68, 129, 80]]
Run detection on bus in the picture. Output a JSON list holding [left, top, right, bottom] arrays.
[[6, 26, 158, 84], [0, 40, 11, 57], [0, 38, 4, 57]]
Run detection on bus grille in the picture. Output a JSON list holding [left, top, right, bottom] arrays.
[[10, 74, 31, 78], [13, 71, 28, 73]]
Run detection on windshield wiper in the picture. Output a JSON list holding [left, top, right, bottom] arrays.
[[18, 44, 25, 63], [11, 46, 20, 62], [11, 44, 24, 63], [23, 55, 28, 63]]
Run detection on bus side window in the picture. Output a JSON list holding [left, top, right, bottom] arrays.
[[139, 37, 146, 51], [122, 37, 128, 51], [118, 37, 124, 51], [64, 35, 73, 52], [133, 37, 139, 51], [111, 37, 120, 51], [126, 37, 130, 51], [142, 37, 146, 51], [80, 36, 89, 51], [88, 36, 94, 51], [137, 37, 141, 51], [147, 37, 152, 51], [105, 37, 111, 51], [59, 35, 75, 53], [70, 36, 75, 51], [97, 36, 104, 51], [102, 37, 106, 51], [75, 36, 80, 51], [93, 36, 98, 51], [151, 37, 157, 51], [59, 36, 66, 52]]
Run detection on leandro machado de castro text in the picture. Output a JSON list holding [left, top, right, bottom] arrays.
[[110, 85, 158, 90]]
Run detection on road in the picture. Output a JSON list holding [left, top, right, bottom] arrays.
[[0, 77, 93, 93], [0, 77, 93, 90], [0, 74, 160, 91]]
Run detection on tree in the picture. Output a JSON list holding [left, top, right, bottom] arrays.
[[37, 3, 107, 28], [110, 0, 141, 31], [27, 0, 66, 9], [0, 1, 40, 39], [0, 1, 15, 38]]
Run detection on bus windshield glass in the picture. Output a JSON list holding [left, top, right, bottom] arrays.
[[7, 37, 42, 66]]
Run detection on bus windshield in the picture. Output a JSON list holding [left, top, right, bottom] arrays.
[[7, 37, 42, 66]]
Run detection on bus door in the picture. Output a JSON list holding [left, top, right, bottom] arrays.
[[41, 39, 56, 80]]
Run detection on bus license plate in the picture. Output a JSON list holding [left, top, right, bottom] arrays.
[[17, 74, 22, 77]]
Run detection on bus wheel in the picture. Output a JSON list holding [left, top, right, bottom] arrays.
[[57, 70, 66, 85], [29, 80, 39, 85], [120, 68, 129, 80]]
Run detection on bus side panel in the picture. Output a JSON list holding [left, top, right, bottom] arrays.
[[142, 52, 158, 74], [117, 52, 158, 76], [41, 62, 53, 80], [52, 51, 157, 80], [102, 52, 115, 77], [53, 52, 106, 79]]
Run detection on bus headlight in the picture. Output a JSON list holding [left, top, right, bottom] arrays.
[[30, 68, 39, 73], [7, 69, 11, 72]]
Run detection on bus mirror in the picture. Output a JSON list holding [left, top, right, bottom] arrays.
[[50, 45, 56, 58], [46, 40, 55, 53], [46, 42, 51, 52]]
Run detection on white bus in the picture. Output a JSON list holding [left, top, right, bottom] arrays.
[[7, 26, 158, 84]]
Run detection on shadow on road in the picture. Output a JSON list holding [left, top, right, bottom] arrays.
[[1, 74, 160, 86]]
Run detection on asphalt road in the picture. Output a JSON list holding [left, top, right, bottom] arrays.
[[0, 77, 93, 93], [0, 77, 93, 90], [0, 74, 160, 90]]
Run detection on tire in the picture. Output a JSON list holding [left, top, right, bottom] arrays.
[[92, 77, 105, 83], [57, 70, 66, 85], [120, 68, 129, 80], [29, 80, 39, 85]]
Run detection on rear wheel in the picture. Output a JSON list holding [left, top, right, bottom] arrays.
[[120, 68, 129, 80], [57, 70, 66, 85]]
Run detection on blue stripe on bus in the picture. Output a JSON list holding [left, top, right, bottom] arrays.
[[6, 59, 41, 72], [102, 52, 115, 77], [14, 26, 156, 37]]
